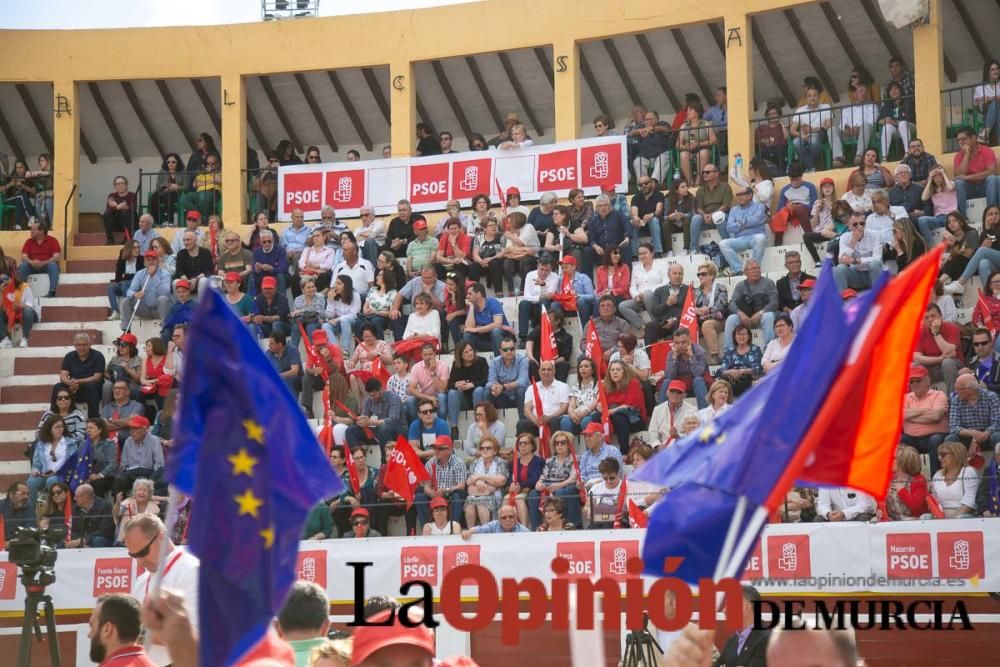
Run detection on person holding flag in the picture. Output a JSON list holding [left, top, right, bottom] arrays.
[[517, 360, 570, 448], [525, 307, 572, 381], [546, 255, 596, 329], [375, 436, 428, 535]]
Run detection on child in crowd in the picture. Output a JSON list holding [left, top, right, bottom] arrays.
[[387, 354, 411, 403]]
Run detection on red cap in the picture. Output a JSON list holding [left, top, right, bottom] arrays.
[[224, 271, 241, 283], [560, 255, 577, 266], [601, 180, 617, 191], [819, 177, 835, 187], [174, 279, 192, 290], [506, 186, 520, 197], [909, 364, 929, 379], [667, 380, 687, 393], [413, 220, 428, 230], [311, 329, 329, 345], [350, 506, 369, 519], [429, 496, 449, 510], [261, 276, 277, 289], [185, 211, 201, 221], [351, 609, 435, 666], [128, 415, 150, 428], [799, 278, 816, 289], [582, 422, 604, 436], [432, 434, 453, 449], [116, 332, 137, 346], [841, 288, 858, 300], [143, 250, 158, 259]]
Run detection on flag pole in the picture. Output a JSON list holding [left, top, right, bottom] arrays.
[[720, 506, 769, 580], [712, 495, 747, 581]]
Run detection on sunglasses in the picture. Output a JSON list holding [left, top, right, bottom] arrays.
[[419, 409, 435, 415], [702, 170, 716, 175], [501, 347, 515, 352], [351, 519, 368, 527], [974, 341, 992, 346], [127, 532, 159, 559], [851, 222, 866, 228], [186, 217, 198, 222], [696, 272, 709, 277]]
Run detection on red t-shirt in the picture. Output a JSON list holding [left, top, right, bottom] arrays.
[[953, 144, 997, 176], [917, 321, 965, 364], [437, 232, 472, 258], [21, 235, 61, 262]]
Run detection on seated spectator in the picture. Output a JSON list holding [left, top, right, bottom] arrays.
[[660, 328, 711, 408], [952, 126, 1000, 216], [0, 272, 37, 349], [341, 507, 381, 539], [630, 110, 672, 184], [527, 431, 582, 528], [630, 177, 665, 258], [461, 504, 529, 539], [346, 325, 393, 402], [754, 104, 788, 173], [391, 265, 446, 342], [609, 332, 655, 386], [603, 360, 647, 453], [471, 218, 509, 297], [355, 206, 385, 265], [649, 380, 698, 447], [578, 422, 625, 488], [775, 251, 813, 315], [839, 84, 879, 164], [440, 272, 467, 352], [975, 60, 1000, 143], [332, 236, 374, 299], [619, 243, 668, 333], [878, 81, 915, 159], [885, 445, 928, 521], [770, 163, 817, 247], [302, 500, 333, 539], [252, 276, 291, 338], [508, 433, 546, 526], [113, 478, 161, 545], [814, 487, 876, 522], [321, 275, 361, 354], [536, 495, 576, 531], [180, 152, 222, 220], [343, 378, 408, 460], [844, 172, 873, 214], [409, 400, 451, 463], [139, 336, 171, 409], [948, 374, 1000, 455], [915, 303, 963, 394], [944, 206, 1000, 296], [644, 263, 689, 344], [221, 271, 253, 320], [589, 294, 632, 356], [422, 496, 461, 536], [17, 219, 60, 296], [462, 401, 506, 462], [59, 332, 105, 417], [967, 328, 1000, 392], [245, 211, 271, 251], [386, 353, 410, 404], [102, 175, 138, 244], [333, 447, 379, 535], [587, 194, 633, 269], [252, 229, 288, 294], [833, 210, 883, 292], [891, 218, 927, 272], [516, 257, 558, 346], [298, 229, 336, 294], [107, 240, 141, 322], [151, 242, 175, 285], [559, 357, 601, 437], [355, 270, 397, 340], [901, 365, 950, 476], [434, 217, 472, 280], [401, 293, 440, 343], [173, 230, 214, 294], [723, 260, 777, 351], [291, 277, 326, 348], [719, 186, 767, 276], [691, 263, 728, 365], [937, 213, 979, 285], [83, 418, 118, 498], [266, 331, 301, 397], [462, 283, 508, 355], [697, 379, 732, 426], [497, 123, 532, 151], [688, 165, 733, 253], [35, 386, 87, 454], [406, 344, 449, 423], [100, 379, 144, 446], [385, 199, 427, 259], [66, 483, 115, 548], [415, 436, 467, 527], [447, 341, 488, 434], [517, 360, 570, 438], [3, 160, 38, 230], [121, 250, 172, 330], [789, 278, 815, 334], [717, 324, 764, 396], [929, 440, 979, 518], [406, 220, 438, 277], [803, 179, 842, 265], [371, 438, 417, 537], [112, 416, 164, 498], [38, 481, 71, 533], [778, 487, 817, 523], [474, 336, 528, 413], [595, 247, 631, 311], [889, 164, 926, 224], [27, 415, 75, 505], [915, 166, 958, 248], [762, 314, 795, 374], [216, 231, 254, 288], [501, 212, 541, 293], [863, 190, 897, 248], [526, 192, 557, 239], [463, 434, 508, 528], [677, 101, 716, 186], [791, 85, 834, 172], [582, 457, 626, 528], [898, 139, 937, 189], [0, 482, 35, 542], [525, 308, 572, 382]]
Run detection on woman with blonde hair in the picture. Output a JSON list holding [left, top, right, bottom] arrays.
[[885, 444, 928, 520], [928, 441, 978, 518], [692, 262, 728, 365], [891, 218, 926, 272], [308, 639, 352, 667], [697, 380, 732, 426]]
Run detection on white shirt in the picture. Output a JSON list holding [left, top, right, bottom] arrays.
[[931, 467, 979, 514], [696, 403, 730, 427], [837, 228, 884, 264], [524, 379, 570, 415], [841, 103, 879, 129], [762, 337, 793, 373], [629, 261, 669, 296], [648, 401, 698, 446], [132, 547, 200, 666], [588, 479, 623, 509], [973, 82, 1000, 105], [816, 487, 876, 520], [402, 310, 441, 340], [793, 103, 832, 130], [355, 219, 386, 245], [522, 270, 560, 303], [332, 258, 375, 295], [864, 211, 895, 246]]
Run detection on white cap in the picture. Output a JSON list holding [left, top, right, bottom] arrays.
[[711, 211, 727, 225]]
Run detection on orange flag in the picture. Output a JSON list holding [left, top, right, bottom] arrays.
[[539, 305, 556, 363], [679, 283, 699, 343]]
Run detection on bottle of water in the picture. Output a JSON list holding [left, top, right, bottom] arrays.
[[733, 152, 743, 180]]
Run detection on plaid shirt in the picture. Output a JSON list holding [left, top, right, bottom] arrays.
[[949, 388, 1000, 435], [900, 152, 938, 185], [361, 391, 406, 429], [579, 444, 624, 483], [424, 453, 468, 490]]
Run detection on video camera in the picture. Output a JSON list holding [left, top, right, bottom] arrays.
[[7, 526, 65, 588]]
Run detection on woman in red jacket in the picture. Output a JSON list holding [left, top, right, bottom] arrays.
[[603, 360, 647, 454], [594, 247, 631, 307], [885, 444, 928, 520]]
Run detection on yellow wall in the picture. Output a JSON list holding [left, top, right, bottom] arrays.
[[0, 0, 952, 261]]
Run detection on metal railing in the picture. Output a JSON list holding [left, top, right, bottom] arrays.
[[136, 169, 223, 228], [261, 0, 320, 21], [941, 83, 997, 152]]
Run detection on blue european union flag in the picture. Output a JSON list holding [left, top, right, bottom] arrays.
[[635, 263, 887, 583], [63, 435, 93, 492], [167, 287, 343, 667]]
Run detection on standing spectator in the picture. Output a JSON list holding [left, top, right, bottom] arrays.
[[471, 218, 508, 296], [150, 153, 187, 226], [754, 104, 788, 173], [629, 110, 672, 185], [676, 101, 717, 186], [415, 123, 441, 156], [901, 365, 949, 477], [723, 259, 777, 352], [688, 165, 733, 253], [718, 186, 767, 276], [952, 126, 1000, 216], [180, 152, 222, 220], [18, 219, 60, 296], [884, 57, 915, 107], [839, 84, 879, 165], [60, 332, 105, 417], [102, 176, 138, 244], [2, 160, 37, 229]]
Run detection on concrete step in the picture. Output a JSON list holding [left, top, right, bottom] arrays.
[[74, 231, 129, 246], [13, 356, 63, 375], [66, 258, 116, 273], [41, 304, 110, 322], [57, 281, 109, 298], [29, 327, 104, 347], [0, 443, 31, 462], [0, 410, 45, 431], [62, 272, 115, 284], [79, 211, 104, 234], [1, 384, 55, 403]]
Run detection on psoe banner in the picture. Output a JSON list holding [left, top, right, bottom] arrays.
[[276, 136, 628, 220]]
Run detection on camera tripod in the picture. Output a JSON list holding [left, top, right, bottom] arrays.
[[621, 614, 663, 667], [18, 584, 61, 667]]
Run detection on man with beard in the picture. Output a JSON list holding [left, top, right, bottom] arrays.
[[87, 593, 156, 666]]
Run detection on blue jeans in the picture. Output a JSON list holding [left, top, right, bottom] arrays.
[[916, 215, 947, 248], [793, 129, 827, 171], [656, 375, 709, 409], [528, 485, 582, 529], [558, 410, 601, 435], [546, 294, 595, 330], [473, 385, 525, 417], [107, 280, 130, 314], [833, 260, 883, 291], [17, 260, 59, 295], [0, 307, 37, 341], [630, 217, 664, 255], [688, 213, 730, 252], [724, 312, 775, 352], [463, 328, 504, 355], [27, 474, 60, 507], [415, 489, 467, 526], [954, 175, 1000, 216], [322, 315, 357, 355], [718, 234, 766, 273], [405, 394, 448, 423], [959, 247, 1000, 286], [446, 388, 474, 427]]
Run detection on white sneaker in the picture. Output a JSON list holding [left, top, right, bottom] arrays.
[[0, 338, 11, 349], [107, 312, 120, 321], [18, 338, 28, 348], [943, 281, 964, 295]]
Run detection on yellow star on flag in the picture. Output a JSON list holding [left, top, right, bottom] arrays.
[[227, 448, 259, 478], [699, 425, 716, 443], [234, 489, 264, 518], [259, 526, 275, 550], [714, 432, 727, 446], [243, 419, 265, 445]]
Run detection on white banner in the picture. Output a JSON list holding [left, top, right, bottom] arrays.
[[276, 136, 629, 220], [1, 520, 997, 614]]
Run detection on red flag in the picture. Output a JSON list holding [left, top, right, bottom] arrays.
[[613, 478, 628, 529], [299, 323, 324, 378], [539, 305, 556, 363], [648, 340, 671, 373], [679, 283, 699, 344], [766, 247, 944, 507], [384, 436, 429, 508], [627, 499, 648, 528], [344, 441, 360, 496], [926, 493, 946, 518], [551, 271, 578, 312], [531, 380, 552, 459], [209, 226, 218, 264], [974, 290, 997, 335], [0, 513, 5, 550], [584, 319, 605, 376], [507, 457, 522, 506], [495, 178, 508, 218], [63, 494, 73, 545], [317, 418, 333, 458], [567, 441, 587, 504], [333, 399, 374, 440], [597, 377, 611, 444], [371, 355, 390, 384]]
